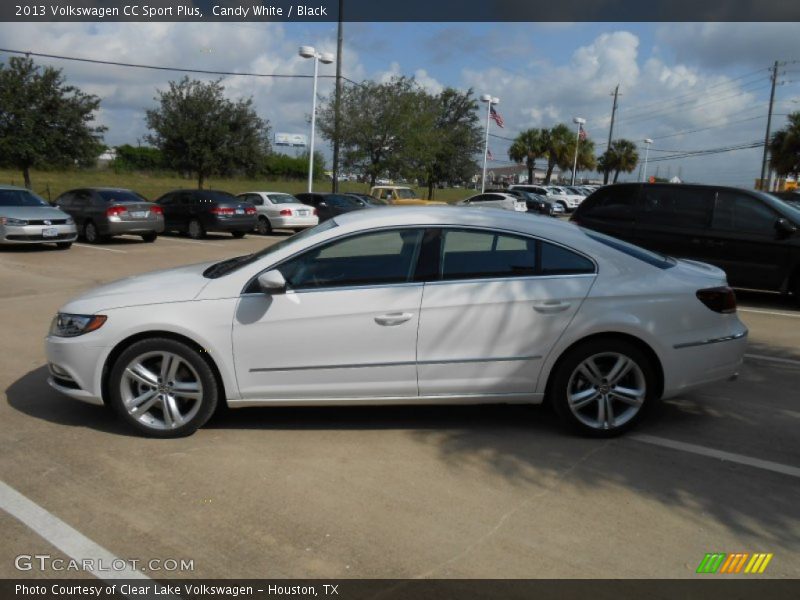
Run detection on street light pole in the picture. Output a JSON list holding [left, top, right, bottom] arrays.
[[571, 116, 585, 186], [480, 94, 498, 193], [642, 138, 653, 182], [299, 46, 334, 194]]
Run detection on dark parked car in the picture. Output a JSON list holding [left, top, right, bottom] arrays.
[[485, 188, 563, 216], [55, 188, 164, 243], [155, 190, 256, 239], [571, 183, 800, 298], [294, 193, 364, 221], [345, 193, 390, 207]]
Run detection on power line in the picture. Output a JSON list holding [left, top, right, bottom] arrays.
[[0, 47, 363, 86]]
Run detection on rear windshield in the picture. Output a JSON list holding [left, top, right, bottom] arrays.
[[0, 190, 49, 207], [327, 195, 361, 208], [98, 190, 147, 203], [202, 191, 239, 204], [582, 229, 676, 270], [268, 194, 299, 205]]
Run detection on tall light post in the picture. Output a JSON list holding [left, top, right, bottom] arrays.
[[480, 94, 499, 193], [571, 116, 586, 186], [299, 46, 334, 193], [641, 138, 653, 182]]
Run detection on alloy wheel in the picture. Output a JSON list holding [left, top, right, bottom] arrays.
[[566, 352, 646, 431], [119, 351, 203, 430]]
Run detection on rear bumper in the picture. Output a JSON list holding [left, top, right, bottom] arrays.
[[270, 215, 319, 229], [0, 223, 78, 244], [207, 216, 257, 232], [103, 219, 165, 236]]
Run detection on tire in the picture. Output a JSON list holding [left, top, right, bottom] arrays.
[[108, 337, 219, 438], [557, 201, 568, 213], [56, 242, 72, 250], [256, 216, 272, 235], [231, 231, 246, 239], [187, 219, 205, 240], [83, 221, 105, 244], [141, 232, 157, 243], [549, 338, 656, 437]]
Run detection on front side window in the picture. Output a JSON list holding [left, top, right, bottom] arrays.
[[713, 192, 780, 235], [278, 229, 424, 290], [440, 230, 537, 280]]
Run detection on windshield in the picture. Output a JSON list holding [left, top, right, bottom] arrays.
[[268, 194, 300, 205], [0, 190, 49, 207], [98, 190, 148, 203], [203, 219, 338, 279], [548, 188, 565, 195], [395, 188, 417, 199], [327, 195, 362, 208]]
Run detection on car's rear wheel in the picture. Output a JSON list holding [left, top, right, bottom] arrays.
[[557, 201, 568, 212], [108, 338, 218, 438], [83, 221, 105, 244], [56, 242, 72, 250], [187, 219, 205, 240], [141, 232, 157, 243], [256, 216, 272, 235], [231, 231, 246, 239], [550, 338, 655, 437]]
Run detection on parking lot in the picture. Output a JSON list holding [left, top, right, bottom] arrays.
[[0, 231, 798, 580]]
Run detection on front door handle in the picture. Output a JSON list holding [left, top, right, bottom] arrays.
[[533, 301, 571, 314], [374, 312, 413, 326]]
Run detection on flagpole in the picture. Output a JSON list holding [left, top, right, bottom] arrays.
[[571, 116, 586, 186], [480, 94, 498, 193]]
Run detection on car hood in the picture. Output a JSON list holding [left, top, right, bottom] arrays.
[[60, 261, 216, 314], [0, 206, 71, 220]]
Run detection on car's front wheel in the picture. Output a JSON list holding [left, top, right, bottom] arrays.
[[549, 338, 655, 437], [108, 338, 219, 438]]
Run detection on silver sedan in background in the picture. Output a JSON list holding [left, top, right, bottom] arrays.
[[238, 191, 319, 235], [0, 185, 77, 249]]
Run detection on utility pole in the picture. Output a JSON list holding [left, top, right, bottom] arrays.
[[760, 60, 779, 191], [604, 84, 620, 185], [331, 0, 344, 193]]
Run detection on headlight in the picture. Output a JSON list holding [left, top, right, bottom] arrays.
[[49, 313, 107, 337], [65, 217, 75, 225], [0, 217, 27, 226]]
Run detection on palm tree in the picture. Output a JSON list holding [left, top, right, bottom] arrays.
[[598, 139, 639, 183], [769, 111, 800, 179], [542, 124, 574, 184], [508, 129, 545, 184]]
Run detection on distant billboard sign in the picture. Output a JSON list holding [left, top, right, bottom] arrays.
[[275, 133, 308, 147]]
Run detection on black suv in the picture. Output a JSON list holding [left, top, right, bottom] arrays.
[[155, 190, 256, 239], [571, 183, 800, 298], [294, 193, 364, 222]]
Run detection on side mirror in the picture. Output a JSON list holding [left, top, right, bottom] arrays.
[[318, 202, 327, 208], [257, 270, 287, 294], [776, 218, 798, 237]]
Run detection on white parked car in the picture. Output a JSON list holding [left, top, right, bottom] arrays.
[[237, 191, 319, 235], [457, 192, 528, 212], [546, 186, 584, 211], [46, 207, 747, 438]]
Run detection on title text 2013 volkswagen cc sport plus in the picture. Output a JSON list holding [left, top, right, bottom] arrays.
[[45, 207, 748, 438]]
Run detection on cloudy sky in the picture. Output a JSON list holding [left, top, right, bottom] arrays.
[[1, 21, 798, 185]]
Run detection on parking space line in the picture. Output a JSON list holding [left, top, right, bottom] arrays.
[[629, 434, 800, 479], [154, 237, 219, 246], [745, 353, 800, 367], [73, 243, 126, 254], [0, 480, 156, 582], [739, 307, 800, 318]]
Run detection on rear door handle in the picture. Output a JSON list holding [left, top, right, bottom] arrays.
[[533, 301, 571, 314], [374, 312, 414, 326]]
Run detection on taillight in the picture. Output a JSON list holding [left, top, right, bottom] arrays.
[[279, 209, 292, 216], [312, 208, 318, 216], [245, 206, 256, 215], [696, 287, 737, 314], [106, 206, 127, 217], [150, 205, 163, 215], [211, 207, 235, 216]]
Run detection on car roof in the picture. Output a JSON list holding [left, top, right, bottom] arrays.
[[239, 191, 298, 195], [0, 184, 32, 191]]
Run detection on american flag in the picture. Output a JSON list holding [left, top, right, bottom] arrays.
[[490, 105, 504, 128], [578, 124, 587, 141], [487, 147, 494, 161]]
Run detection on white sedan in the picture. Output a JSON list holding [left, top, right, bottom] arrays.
[[237, 191, 318, 235], [457, 192, 528, 212], [45, 207, 747, 438]]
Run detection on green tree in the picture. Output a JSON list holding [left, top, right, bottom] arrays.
[[598, 139, 639, 183], [541, 124, 575, 184], [508, 128, 545, 184], [317, 76, 436, 187], [421, 88, 482, 199], [112, 144, 164, 171], [769, 112, 800, 178], [0, 56, 106, 189], [145, 77, 270, 189]]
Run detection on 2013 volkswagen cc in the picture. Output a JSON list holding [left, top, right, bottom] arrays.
[[45, 207, 747, 438]]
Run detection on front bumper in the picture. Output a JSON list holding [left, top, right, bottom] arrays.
[[0, 223, 78, 244], [45, 335, 106, 405]]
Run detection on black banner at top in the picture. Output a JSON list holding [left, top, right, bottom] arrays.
[[3, 0, 800, 22]]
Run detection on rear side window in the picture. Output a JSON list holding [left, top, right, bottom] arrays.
[[97, 190, 147, 203], [640, 186, 714, 228], [581, 186, 638, 221], [540, 242, 595, 275], [583, 229, 676, 270], [441, 230, 537, 280], [713, 192, 780, 235]]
